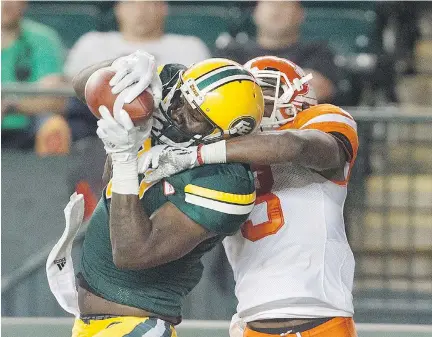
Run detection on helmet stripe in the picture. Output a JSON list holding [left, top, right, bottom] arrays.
[[196, 68, 256, 93], [195, 65, 239, 83], [200, 75, 255, 94], [194, 64, 233, 81]]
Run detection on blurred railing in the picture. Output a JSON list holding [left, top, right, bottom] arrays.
[[1, 86, 432, 322], [2, 83, 75, 97], [344, 107, 432, 323]]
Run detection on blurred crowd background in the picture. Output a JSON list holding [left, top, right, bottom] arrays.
[[2, 0, 432, 326]]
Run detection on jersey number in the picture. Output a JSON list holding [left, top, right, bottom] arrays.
[[241, 165, 284, 242]]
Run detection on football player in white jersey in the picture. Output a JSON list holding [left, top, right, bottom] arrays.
[[113, 56, 359, 337]]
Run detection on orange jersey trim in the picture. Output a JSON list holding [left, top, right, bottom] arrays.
[[243, 317, 357, 337], [278, 104, 354, 131], [301, 122, 359, 161], [276, 104, 358, 185]]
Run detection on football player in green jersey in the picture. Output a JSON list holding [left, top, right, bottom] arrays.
[[52, 52, 264, 337]]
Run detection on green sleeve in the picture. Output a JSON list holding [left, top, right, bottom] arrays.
[[166, 164, 255, 235], [23, 20, 65, 80]]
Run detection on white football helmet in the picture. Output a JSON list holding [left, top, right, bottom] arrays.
[[244, 56, 318, 128]]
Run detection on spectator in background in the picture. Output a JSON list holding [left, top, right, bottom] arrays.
[[1, 1, 70, 155], [65, 0, 211, 78], [217, 1, 345, 104], [64, 0, 211, 142]]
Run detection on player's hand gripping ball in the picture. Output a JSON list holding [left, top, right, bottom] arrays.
[[85, 67, 154, 124]]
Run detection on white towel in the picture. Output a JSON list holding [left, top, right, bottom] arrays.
[[46, 192, 84, 317], [229, 313, 246, 337]]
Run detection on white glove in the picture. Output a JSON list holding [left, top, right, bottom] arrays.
[[96, 105, 152, 195], [138, 141, 228, 182], [96, 105, 152, 163], [138, 145, 199, 182], [109, 50, 162, 107]]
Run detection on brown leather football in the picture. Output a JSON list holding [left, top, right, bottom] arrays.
[[84, 67, 154, 124]]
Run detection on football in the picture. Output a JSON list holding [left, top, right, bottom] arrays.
[[84, 67, 154, 124]]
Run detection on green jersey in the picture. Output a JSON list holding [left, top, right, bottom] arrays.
[[80, 163, 255, 319]]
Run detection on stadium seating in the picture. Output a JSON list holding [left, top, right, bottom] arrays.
[[303, 1, 377, 10], [165, 5, 236, 50], [236, 7, 378, 56], [301, 8, 378, 55], [25, 4, 101, 49], [25, 3, 379, 57], [100, 4, 237, 50]]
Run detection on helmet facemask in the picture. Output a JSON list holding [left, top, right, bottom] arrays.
[[249, 68, 313, 129], [178, 76, 225, 143], [152, 74, 222, 147]]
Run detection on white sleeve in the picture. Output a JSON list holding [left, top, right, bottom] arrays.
[[186, 37, 212, 64], [64, 32, 101, 80]]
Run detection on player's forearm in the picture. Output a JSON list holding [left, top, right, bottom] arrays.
[[110, 193, 154, 270], [102, 155, 112, 186], [225, 131, 305, 165], [72, 59, 114, 103], [225, 130, 342, 170]]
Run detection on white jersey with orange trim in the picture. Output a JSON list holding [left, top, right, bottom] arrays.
[[223, 104, 359, 322]]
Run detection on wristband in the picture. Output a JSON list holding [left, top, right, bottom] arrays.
[[112, 157, 139, 195], [196, 144, 205, 165], [198, 140, 227, 165]]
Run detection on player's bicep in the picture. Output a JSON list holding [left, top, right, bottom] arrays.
[[146, 202, 214, 267], [296, 129, 346, 170], [299, 109, 358, 164], [327, 131, 353, 162]]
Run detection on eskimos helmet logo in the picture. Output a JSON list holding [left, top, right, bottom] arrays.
[[229, 116, 257, 136]]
